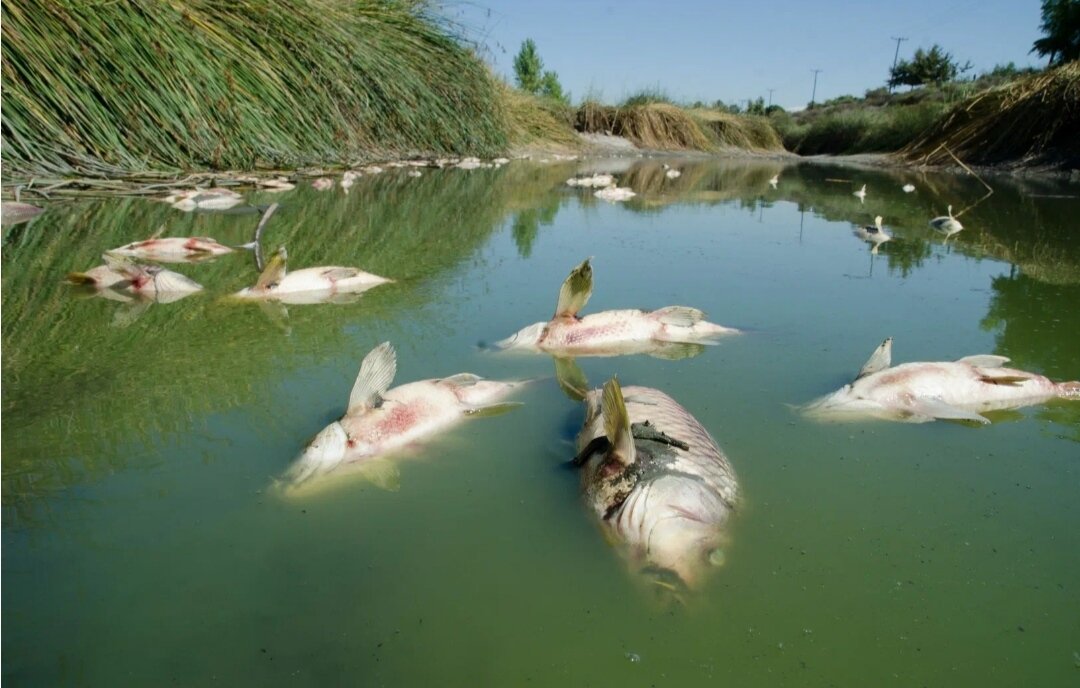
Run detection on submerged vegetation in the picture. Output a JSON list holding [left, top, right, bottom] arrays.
[[0, 0, 507, 176]]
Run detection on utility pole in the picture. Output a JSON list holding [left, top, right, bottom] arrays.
[[809, 69, 822, 109], [767, 88, 775, 107], [889, 36, 908, 91]]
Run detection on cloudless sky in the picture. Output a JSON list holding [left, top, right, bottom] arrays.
[[449, 0, 1047, 110]]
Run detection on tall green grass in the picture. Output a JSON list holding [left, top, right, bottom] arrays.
[[0, 0, 507, 177], [780, 102, 947, 155]]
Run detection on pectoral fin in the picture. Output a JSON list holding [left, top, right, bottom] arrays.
[[856, 337, 893, 380], [348, 342, 396, 413], [653, 306, 705, 327], [464, 401, 524, 418], [357, 459, 401, 492], [554, 258, 593, 317], [958, 355, 1010, 368], [601, 376, 636, 466], [907, 398, 990, 425], [978, 374, 1030, 386], [255, 246, 288, 290]]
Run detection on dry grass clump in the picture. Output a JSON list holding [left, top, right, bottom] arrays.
[[576, 102, 713, 151], [501, 87, 580, 148], [1, 0, 507, 177], [692, 111, 784, 151], [901, 62, 1080, 166]]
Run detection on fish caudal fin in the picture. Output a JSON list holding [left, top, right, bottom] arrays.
[[255, 246, 288, 290], [348, 342, 397, 413], [66, 272, 99, 285], [857, 337, 892, 380], [652, 306, 705, 327], [601, 377, 636, 466], [554, 258, 593, 317]]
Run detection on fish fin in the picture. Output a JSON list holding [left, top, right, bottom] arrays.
[[648, 342, 706, 360], [149, 224, 167, 240], [601, 377, 636, 466], [348, 342, 396, 413], [554, 357, 589, 401], [441, 373, 483, 387], [357, 459, 401, 492], [908, 398, 990, 425], [322, 267, 360, 280], [255, 246, 288, 290], [652, 306, 705, 327], [978, 374, 1031, 386], [66, 272, 99, 285], [102, 253, 144, 279], [554, 259, 593, 317], [856, 337, 893, 380], [464, 401, 524, 418], [957, 355, 1010, 367]]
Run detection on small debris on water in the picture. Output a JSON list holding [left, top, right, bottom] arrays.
[[625, 652, 641, 663]]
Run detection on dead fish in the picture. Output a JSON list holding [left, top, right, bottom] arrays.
[[231, 246, 392, 304], [70, 254, 202, 297], [311, 177, 334, 191], [1, 202, 44, 225], [163, 188, 244, 211], [573, 377, 738, 592], [853, 215, 892, 254], [853, 184, 867, 202], [803, 337, 1080, 424], [281, 342, 526, 492], [495, 259, 738, 357], [594, 184, 636, 202], [566, 174, 614, 188], [929, 205, 964, 237], [106, 236, 235, 262]]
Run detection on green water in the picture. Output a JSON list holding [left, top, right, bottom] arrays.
[[3, 159, 1079, 686]]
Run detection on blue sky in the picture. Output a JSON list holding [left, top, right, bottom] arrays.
[[450, 0, 1047, 109]]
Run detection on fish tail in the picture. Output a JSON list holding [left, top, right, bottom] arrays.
[[66, 272, 98, 285], [1056, 381, 1080, 399]]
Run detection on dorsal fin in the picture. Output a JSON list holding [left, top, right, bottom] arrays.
[[601, 376, 636, 467], [348, 342, 397, 413], [857, 337, 892, 380], [102, 253, 144, 279], [255, 246, 288, 290], [554, 258, 593, 318]]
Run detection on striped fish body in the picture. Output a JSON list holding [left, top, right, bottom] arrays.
[[108, 237, 234, 262], [232, 267, 391, 303], [577, 385, 738, 589]]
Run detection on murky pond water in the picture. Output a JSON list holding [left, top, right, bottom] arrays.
[[4, 158, 1079, 686]]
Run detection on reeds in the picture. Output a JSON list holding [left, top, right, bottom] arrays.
[[1, 0, 507, 177], [901, 62, 1080, 166], [575, 103, 713, 151], [692, 111, 784, 151]]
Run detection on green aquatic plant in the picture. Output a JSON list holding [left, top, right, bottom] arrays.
[[0, 0, 507, 177]]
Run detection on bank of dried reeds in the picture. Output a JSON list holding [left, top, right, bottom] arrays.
[[575, 102, 714, 151], [1, 0, 507, 177], [901, 62, 1080, 167]]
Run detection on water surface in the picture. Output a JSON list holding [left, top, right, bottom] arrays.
[[4, 158, 1079, 686]]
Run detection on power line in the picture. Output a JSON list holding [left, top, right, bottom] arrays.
[[809, 69, 822, 108], [767, 88, 775, 107], [889, 36, 908, 91]]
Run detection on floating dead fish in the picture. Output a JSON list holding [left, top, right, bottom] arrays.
[[573, 377, 738, 593], [594, 185, 636, 202], [495, 259, 738, 357], [280, 342, 527, 493], [407, 170, 423, 178], [1, 202, 44, 225], [768, 174, 779, 189], [853, 184, 867, 202], [456, 158, 483, 170], [311, 177, 334, 191], [803, 337, 1080, 424], [70, 254, 203, 298], [929, 205, 964, 238], [341, 170, 360, 190], [566, 174, 614, 188], [231, 246, 392, 304], [106, 236, 235, 263], [852, 216, 892, 254], [902, 183, 916, 193], [259, 177, 295, 192], [163, 188, 244, 212], [665, 169, 682, 179]]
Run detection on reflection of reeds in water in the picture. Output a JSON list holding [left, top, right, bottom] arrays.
[[0, 164, 570, 522], [612, 160, 784, 211]]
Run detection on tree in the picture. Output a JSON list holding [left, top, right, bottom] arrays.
[[513, 39, 543, 93], [888, 45, 971, 88], [539, 70, 568, 104], [746, 97, 766, 115], [1031, 0, 1080, 66]]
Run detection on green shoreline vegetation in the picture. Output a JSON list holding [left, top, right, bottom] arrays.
[[1, 1, 1077, 185]]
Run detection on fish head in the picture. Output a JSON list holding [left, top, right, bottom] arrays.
[[451, 378, 523, 407], [281, 421, 352, 488], [492, 322, 546, 351]]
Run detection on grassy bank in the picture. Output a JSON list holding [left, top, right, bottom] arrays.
[[1, 0, 507, 177]]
